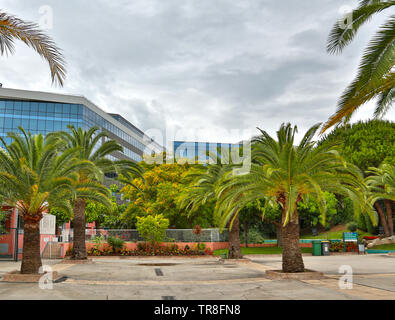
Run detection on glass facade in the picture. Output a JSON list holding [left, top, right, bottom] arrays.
[[173, 141, 242, 164], [0, 98, 154, 163]]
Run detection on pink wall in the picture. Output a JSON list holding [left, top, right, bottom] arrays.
[[0, 207, 59, 259], [240, 243, 312, 248]]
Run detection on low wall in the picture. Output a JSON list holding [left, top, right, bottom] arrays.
[[240, 243, 312, 248], [59, 241, 313, 258]]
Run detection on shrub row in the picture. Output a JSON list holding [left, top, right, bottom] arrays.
[[67, 242, 213, 257]]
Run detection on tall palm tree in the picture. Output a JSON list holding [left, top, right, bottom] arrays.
[[366, 163, 395, 236], [178, 163, 243, 259], [215, 123, 376, 272], [49, 126, 143, 260], [0, 10, 66, 86], [0, 128, 92, 274], [322, 0, 395, 132]]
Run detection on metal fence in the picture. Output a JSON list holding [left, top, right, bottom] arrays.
[[61, 228, 229, 243]]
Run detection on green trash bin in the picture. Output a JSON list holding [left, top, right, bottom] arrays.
[[312, 240, 322, 256]]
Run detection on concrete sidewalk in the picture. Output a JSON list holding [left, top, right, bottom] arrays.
[[0, 255, 394, 300]]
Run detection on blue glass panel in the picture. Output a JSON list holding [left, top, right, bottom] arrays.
[[70, 104, 78, 114], [21, 102, 30, 112], [53, 121, 62, 131], [62, 104, 70, 113], [4, 118, 12, 129], [37, 119, 45, 130], [21, 119, 29, 130], [29, 119, 37, 130], [31, 102, 39, 112], [39, 103, 47, 113], [55, 103, 62, 113], [0, 100, 5, 109], [61, 122, 69, 130], [0, 117, 4, 129], [13, 118, 22, 128], [45, 120, 54, 131], [5, 101, 13, 109], [47, 103, 55, 113], [14, 101, 22, 110]]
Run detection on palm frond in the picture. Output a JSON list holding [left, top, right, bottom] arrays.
[[0, 11, 66, 86]]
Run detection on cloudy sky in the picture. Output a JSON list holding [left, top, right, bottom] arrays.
[[1, 0, 394, 148]]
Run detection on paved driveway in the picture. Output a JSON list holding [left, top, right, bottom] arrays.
[[0, 255, 394, 300]]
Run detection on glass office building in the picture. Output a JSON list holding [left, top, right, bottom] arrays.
[[0, 88, 163, 162], [173, 141, 242, 164]]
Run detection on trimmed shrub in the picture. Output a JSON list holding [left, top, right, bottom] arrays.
[[136, 214, 169, 247], [347, 221, 358, 232], [107, 236, 125, 252]]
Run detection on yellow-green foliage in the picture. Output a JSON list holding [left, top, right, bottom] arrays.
[[136, 214, 169, 245]]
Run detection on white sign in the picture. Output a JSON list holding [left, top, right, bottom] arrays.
[[40, 214, 56, 235]]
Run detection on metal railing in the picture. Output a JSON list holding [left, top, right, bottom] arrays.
[[60, 228, 229, 243]]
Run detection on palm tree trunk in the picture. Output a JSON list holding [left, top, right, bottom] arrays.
[[375, 201, 390, 237], [276, 224, 283, 247], [281, 210, 304, 273], [384, 200, 393, 236], [20, 216, 42, 274], [72, 199, 88, 260], [228, 215, 242, 259]]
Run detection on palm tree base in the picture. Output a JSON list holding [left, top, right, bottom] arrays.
[[265, 269, 324, 280], [1, 270, 61, 282]]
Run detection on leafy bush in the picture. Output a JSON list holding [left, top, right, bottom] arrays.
[[0, 213, 7, 235], [92, 235, 105, 249], [136, 214, 169, 246], [240, 228, 265, 244], [347, 222, 358, 232], [107, 236, 125, 252], [194, 243, 206, 250], [329, 241, 343, 252]]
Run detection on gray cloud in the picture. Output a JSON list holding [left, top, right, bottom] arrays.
[[0, 0, 394, 146]]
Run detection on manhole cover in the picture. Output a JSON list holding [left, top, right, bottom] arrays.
[[155, 268, 164, 276]]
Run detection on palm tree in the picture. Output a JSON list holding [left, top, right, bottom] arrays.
[[215, 123, 376, 273], [178, 163, 243, 259], [322, 0, 395, 132], [0, 10, 66, 86], [49, 126, 143, 260], [366, 163, 395, 236], [0, 128, 91, 274]]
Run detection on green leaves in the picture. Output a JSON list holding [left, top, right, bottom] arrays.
[[323, 1, 395, 132], [215, 123, 374, 230], [0, 129, 82, 218], [366, 163, 395, 203], [327, 1, 395, 54], [0, 10, 66, 86], [136, 214, 169, 245]]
